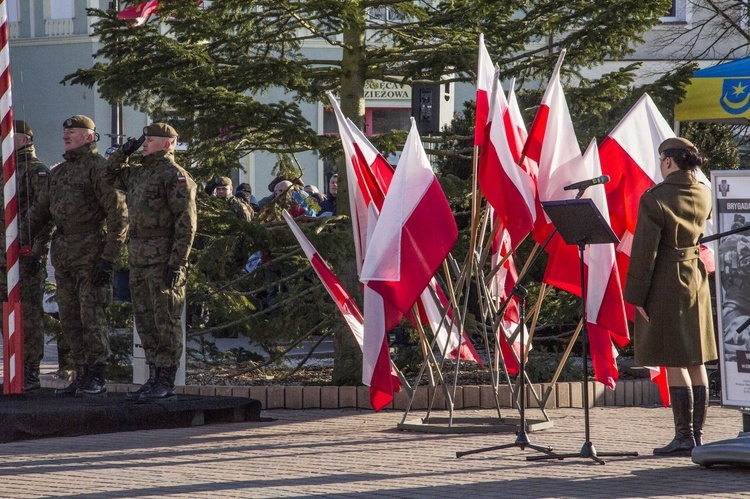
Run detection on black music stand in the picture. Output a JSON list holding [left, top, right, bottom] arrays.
[[528, 198, 638, 464], [456, 285, 554, 458]]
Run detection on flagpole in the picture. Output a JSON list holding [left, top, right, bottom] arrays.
[[1, 0, 24, 394]]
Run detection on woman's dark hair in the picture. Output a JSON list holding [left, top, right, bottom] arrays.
[[662, 148, 704, 171]]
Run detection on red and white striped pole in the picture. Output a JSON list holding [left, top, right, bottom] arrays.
[[0, 0, 23, 394]]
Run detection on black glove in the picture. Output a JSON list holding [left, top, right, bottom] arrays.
[[21, 255, 43, 275], [121, 135, 146, 156], [164, 264, 181, 288], [92, 258, 114, 287]]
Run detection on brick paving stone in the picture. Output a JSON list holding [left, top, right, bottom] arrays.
[[0, 406, 747, 497]]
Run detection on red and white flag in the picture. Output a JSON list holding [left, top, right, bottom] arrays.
[[478, 71, 537, 246], [283, 210, 401, 407], [474, 33, 495, 146], [117, 0, 158, 26], [360, 119, 458, 315], [522, 52, 628, 388], [582, 140, 629, 389], [522, 50, 585, 297], [600, 93, 714, 314], [360, 121, 458, 407], [598, 93, 713, 403]]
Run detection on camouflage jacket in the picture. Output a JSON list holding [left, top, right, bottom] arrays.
[[226, 195, 253, 221], [106, 149, 197, 268], [0, 145, 53, 265], [28, 142, 128, 269]]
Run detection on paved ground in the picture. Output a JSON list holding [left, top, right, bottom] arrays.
[[0, 404, 748, 498]]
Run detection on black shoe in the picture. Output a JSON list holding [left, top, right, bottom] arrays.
[[127, 363, 157, 399], [23, 361, 41, 391], [75, 364, 107, 397], [55, 365, 88, 395], [139, 365, 177, 401]]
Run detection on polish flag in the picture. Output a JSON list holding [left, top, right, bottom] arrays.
[[359, 122, 457, 407], [582, 140, 629, 389], [598, 93, 713, 403], [475, 33, 495, 146], [117, 1, 159, 26], [283, 210, 402, 408], [328, 94, 479, 365], [478, 71, 537, 246], [522, 50, 584, 297], [360, 119, 458, 315], [600, 93, 714, 319]]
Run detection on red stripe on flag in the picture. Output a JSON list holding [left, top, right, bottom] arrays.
[[522, 103, 549, 164]]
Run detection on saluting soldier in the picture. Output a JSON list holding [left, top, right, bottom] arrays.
[[106, 123, 197, 400], [28, 115, 128, 396], [0, 120, 53, 391], [214, 176, 253, 221]]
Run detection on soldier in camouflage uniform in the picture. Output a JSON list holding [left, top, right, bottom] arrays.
[[0, 120, 53, 391], [214, 176, 253, 221], [28, 115, 128, 396], [107, 123, 197, 400]]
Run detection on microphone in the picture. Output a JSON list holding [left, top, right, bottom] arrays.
[[563, 175, 610, 191]]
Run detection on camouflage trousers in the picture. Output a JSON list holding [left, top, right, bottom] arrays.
[[55, 264, 110, 366], [131, 263, 186, 367], [0, 256, 48, 363]]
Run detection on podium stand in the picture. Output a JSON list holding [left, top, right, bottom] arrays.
[[528, 198, 638, 464]]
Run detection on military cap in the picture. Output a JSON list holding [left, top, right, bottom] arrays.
[[659, 137, 698, 154], [63, 115, 96, 131], [143, 123, 178, 138], [14, 120, 33, 137], [215, 176, 232, 187]]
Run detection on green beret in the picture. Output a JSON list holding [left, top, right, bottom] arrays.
[[215, 176, 232, 187], [659, 137, 698, 154], [63, 115, 96, 131], [143, 123, 178, 138], [14, 120, 32, 137]]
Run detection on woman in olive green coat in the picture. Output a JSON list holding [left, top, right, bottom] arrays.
[[624, 137, 717, 456]]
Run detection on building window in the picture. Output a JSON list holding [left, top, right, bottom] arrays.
[[323, 107, 411, 135], [661, 0, 690, 24], [7, 0, 19, 38], [44, 0, 75, 36]]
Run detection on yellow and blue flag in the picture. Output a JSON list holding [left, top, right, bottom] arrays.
[[675, 58, 750, 123]]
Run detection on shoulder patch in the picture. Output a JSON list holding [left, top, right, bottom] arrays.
[[177, 174, 187, 183], [37, 172, 48, 177]]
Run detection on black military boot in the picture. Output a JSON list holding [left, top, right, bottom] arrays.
[[23, 361, 41, 391], [692, 385, 709, 446], [55, 365, 88, 395], [75, 364, 107, 397], [654, 386, 695, 455], [127, 363, 157, 399], [139, 365, 177, 401]]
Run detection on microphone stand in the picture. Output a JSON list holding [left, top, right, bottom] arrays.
[[456, 284, 554, 458]]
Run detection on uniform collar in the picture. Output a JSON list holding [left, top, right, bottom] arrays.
[[663, 168, 697, 185], [62, 141, 98, 162], [16, 144, 36, 158], [142, 150, 172, 167]]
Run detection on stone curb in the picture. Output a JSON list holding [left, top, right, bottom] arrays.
[[43, 377, 664, 410]]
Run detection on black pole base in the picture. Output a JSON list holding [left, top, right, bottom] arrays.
[[526, 440, 638, 464], [456, 430, 554, 458]]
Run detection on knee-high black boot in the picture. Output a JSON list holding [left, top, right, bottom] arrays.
[[692, 385, 708, 446], [654, 386, 695, 455]]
